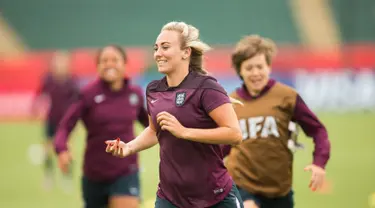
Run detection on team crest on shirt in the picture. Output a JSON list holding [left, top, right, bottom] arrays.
[[129, 93, 139, 106], [94, 94, 105, 103], [175, 92, 186, 106]]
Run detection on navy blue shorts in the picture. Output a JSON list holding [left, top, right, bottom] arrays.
[[45, 121, 57, 139], [82, 171, 140, 208], [237, 186, 294, 208], [155, 182, 244, 208]]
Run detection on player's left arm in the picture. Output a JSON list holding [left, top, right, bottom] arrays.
[[185, 102, 242, 145], [157, 87, 242, 145], [186, 81, 242, 145], [292, 94, 331, 168], [157, 103, 242, 145], [292, 94, 331, 191]]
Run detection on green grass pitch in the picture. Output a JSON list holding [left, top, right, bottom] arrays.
[[0, 112, 374, 208]]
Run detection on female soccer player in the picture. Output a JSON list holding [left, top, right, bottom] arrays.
[[106, 21, 244, 208], [223, 35, 331, 208], [31, 51, 79, 190], [54, 45, 149, 208]]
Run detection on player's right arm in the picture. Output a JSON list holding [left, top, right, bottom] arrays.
[[30, 75, 49, 116], [54, 94, 85, 172], [105, 115, 158, 158]]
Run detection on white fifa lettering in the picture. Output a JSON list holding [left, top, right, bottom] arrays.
[[248, 116, 264, 139], [239, 116, 280, 140], [261, 116, 280, 138], [239, 119, 248, 139]]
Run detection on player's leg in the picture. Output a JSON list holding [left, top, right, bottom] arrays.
[[237, 186, 261, 208], [243, 200, 259, 208], [108, 171, 141, 208], [44, 139, 54, 172], [210, 183, 244, 208], [46, 120, 74, 193], [81, 176, 109, 208], [154, 196, 178, 208], [42, 121, 55, 190]]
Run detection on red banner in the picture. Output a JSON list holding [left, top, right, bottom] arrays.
[[0, 47, 149, 92], [1, 44, 375, 93]]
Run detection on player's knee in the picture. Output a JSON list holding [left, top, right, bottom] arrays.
[[244, 200, 259, 208], [109, 196, 139, 208]]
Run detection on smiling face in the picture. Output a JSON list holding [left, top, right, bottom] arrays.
[[231, 35, 277, 96], [153, 30, 190, 74], [97, 46, 126, 83], [239, 53, 271, 95]]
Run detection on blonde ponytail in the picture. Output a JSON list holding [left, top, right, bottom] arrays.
[[161, 21, 211, 75]]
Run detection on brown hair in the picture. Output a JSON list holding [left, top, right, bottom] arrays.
[[231, 35, 277, 76], [96, 44, 127, 65], [161, 21, 211, 75]]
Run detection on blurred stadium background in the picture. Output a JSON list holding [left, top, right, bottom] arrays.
[[1, 0, 375, 207]]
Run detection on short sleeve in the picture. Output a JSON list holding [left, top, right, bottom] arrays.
[[146, 99, 150, 115], [201, 79, 231, 113], [145, 80, 159, 115], [133, 86, 149, 127]]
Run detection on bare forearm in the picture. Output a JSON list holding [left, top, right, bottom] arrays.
[[127, 127, 158, 154], [182, 127, 242, 145]]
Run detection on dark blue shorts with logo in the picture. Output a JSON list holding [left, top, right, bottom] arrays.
[[155, 182, 244, 208], [82, 171, 140, 208]]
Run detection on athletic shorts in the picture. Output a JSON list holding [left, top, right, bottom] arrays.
[[82, 171, 140, 208], [155, 182, 244, 208], [237, 186, 294, 208], [45, 120, 57, 139]]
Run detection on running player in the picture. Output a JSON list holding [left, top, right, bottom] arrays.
[[224, 35, 331, 208], [54, 45, 148, 208], [106, 21, 244, 208], [31, 51, 79, 190]]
